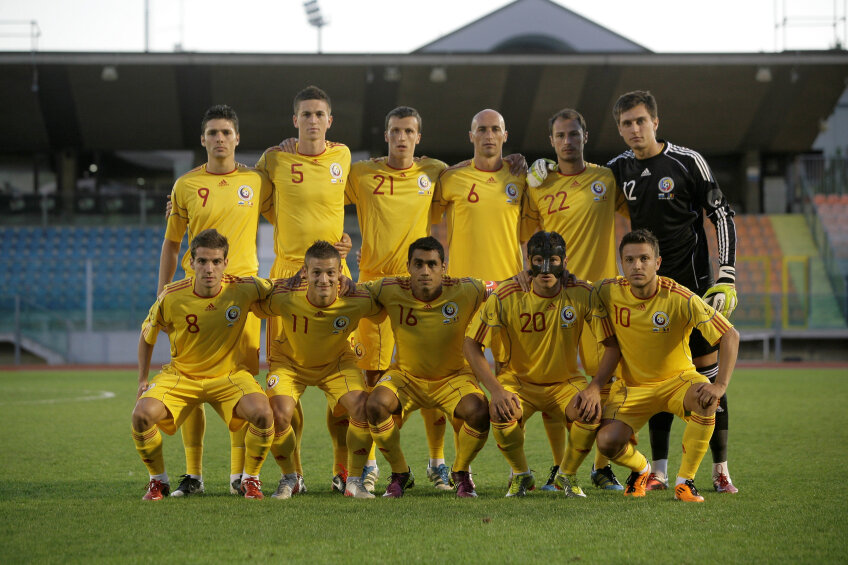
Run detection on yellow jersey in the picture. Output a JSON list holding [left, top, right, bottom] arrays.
[[466, 280, 613, 384], [164, 164, 272, 277], [365, 276, 493, 379], [596, 276, 732, 386], [256, 142, 351, 276], [347, 157, 447, 280], [254, 280, 381, 368], [432, 161, 526, 280], [141, 275, 274, 378], [521, 163, 626, 283]]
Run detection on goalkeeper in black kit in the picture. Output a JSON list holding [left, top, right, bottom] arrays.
[[606, 90, 739, 494]]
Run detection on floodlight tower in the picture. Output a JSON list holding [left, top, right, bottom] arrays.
[[303, 0, 328, 53]]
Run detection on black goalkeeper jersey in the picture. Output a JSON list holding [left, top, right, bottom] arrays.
[[606, 141, 736, 295]]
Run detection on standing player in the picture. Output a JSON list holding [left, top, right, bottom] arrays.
[[431, 109, 527, 282], [521, 108, 628, 491], [157, 104, 273, 497], [256, 85, 353, 492], [364, 237, 492, 498], [593, 229, 739, 502], [254, 241, 380, 500], [606, 90, 739, 493], [464, 231, 619, 498], [133, 229, 275, 500], [345, 107, 452, 492]]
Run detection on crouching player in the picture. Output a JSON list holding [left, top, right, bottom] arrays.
[[593, 229, 739, 502], [253, 241, 381, 499], [132, 229, 275, 500], [364, 237, 491, 498], [464, 231, 619, 497]]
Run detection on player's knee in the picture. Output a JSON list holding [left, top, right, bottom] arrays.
[[131, 400, 159, 431], [460, 396, 490, 431], [596, 426, 625, 458], [365, 393, 390, 425], [251, 403, 273, 429]]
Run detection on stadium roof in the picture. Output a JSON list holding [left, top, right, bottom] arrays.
[[2, 51, 846, 163]]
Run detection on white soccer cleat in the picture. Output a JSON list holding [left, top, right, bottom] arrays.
[[344, 476, 376, 499], [271, 473, 299, 500]]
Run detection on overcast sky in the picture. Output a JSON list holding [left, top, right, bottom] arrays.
[[0, 0, 845, 54]]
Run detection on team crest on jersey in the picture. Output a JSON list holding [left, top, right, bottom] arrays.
[[651, 311, 670, 332], [267, 374, 279, 389], [417, 174, 431, 195], [237, 185, 254, 207], [329, 162, 343, 183], [332, 315, 351, 333], [505, 183, 519, 204], [352, 341, 365, 359], [560, 305, 577, 328], [658, 177, 675, 200], [441, 301, 459, 324], [591, 181, 608, 201], [225, 305, 241, 326]]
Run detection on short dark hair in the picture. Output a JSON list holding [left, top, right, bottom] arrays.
[[619, 228, 660, 258], [385, 106, 422, 132], [304, 240, 341, 265], [293, 85, 331, 115], [190, 228, 229, 259], [613, 90, 658, 123], [548, 108, 586, 136], [201, 104, 239, 135], [408, 236, 444, 264]]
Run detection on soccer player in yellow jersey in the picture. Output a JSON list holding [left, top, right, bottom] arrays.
[[592, 229, 739, 502], [256, 85, 353, 492], [157, 105, 273, 497], [253, 241, 380, 499], [345, 107, 454, 492], [132, 229, 275, 501], [521, 108, 628, 492], [363, 237, 492, 498], [431, 109, 526, 281], [464, 231, 619, 498]]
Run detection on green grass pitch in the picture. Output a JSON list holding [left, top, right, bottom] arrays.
[[1, 367, 846, 564]]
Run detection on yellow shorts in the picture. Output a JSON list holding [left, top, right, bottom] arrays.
[[240, 312, 262, 376], [351, 310, 393, 372], [140, 369, 264, 435], [265, 353, 365, 415], [375, 365, 484, 421], [499, 372, 588, 424], [602, 372, 709, 433]]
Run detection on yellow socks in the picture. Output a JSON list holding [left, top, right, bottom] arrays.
[[346, 418, 372, 478], [132, 425, 165, 476], [243, 424, 273, 476], [421, 408, 447, 461], [560, 420, 598, 475], [612, 442, 648, 473], [453, 423, 488, 472], [370, 416, 408, 473], [229, 426, 247, 477], [542, 412, 566, 466], [679, 413, 716, 480], [271, 425, 297, 475], [326, 405, 349, 476], [492, 420, 528, 474], [180, 405, 205, 476]]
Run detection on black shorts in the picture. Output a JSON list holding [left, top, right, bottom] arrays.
[[688, 327, 719, 358]]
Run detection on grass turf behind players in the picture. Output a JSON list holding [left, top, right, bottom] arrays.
[[0, 368, 845, 563]]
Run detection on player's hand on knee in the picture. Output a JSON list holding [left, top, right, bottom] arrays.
[[137, 380, 150, 399], [504, 153, 528, 176], [526, 158, 557, 188], [703, 266, 737, 317], [574, 388, 601, 423], [695, 382, 724, 410], [490, 389, 521, 422]]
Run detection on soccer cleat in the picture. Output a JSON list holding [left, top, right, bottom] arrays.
[[506, 472, 535, 497], [240, 476, 264, 500], [142, 479, 170, 501], [554, 473, 587, 498], [344, 476, 375, 499], [590, 465, 624, 491], [230, 477, 242, 495], [675, 479, 705, 502], [426, 463, 453, 491], [383, 470, 412, 498], [713, 473, 738, 494], [645, 472, 669, 491], [539, 465, 562, 492], [271, 473, 299, 500], [624, 468, 650, 497], [361, 465, 380, 494], [331, 468, 349, 494], [451, 470, 477, 498], [170, 475, 204, 497], [293, 473, 307, 495]]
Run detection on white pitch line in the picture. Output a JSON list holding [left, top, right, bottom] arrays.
[[0, 390, 116, 405]]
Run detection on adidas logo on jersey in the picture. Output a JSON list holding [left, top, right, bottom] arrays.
[[218, 179, 228, 186], [487, 177, 496, 183], [205, 303, 216, 311], [571, 180, 580, 187], [546, 303, 557, 311], [641, 168, 651, 177], [315, 311, 325, 318]]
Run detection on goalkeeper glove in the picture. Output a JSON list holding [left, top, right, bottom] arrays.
[[526, 158, 557, 188], [703, 265, 737, 317]]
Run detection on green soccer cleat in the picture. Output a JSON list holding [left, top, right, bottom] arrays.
[[555, 473, 587, 498], [505, 471, 535, 497], [539, 465, 562, 492], [591, 465, 624, 491]]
